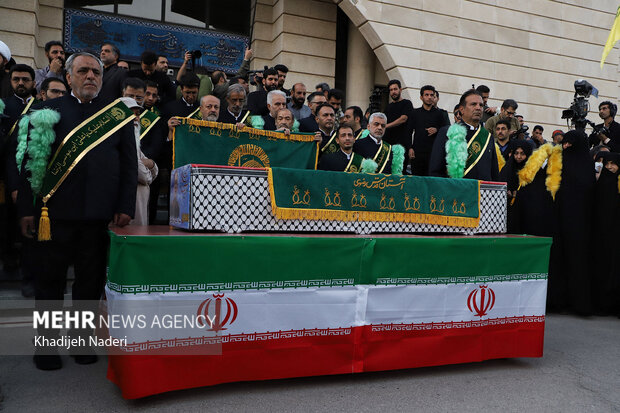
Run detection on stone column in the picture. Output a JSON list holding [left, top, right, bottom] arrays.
[[345, 22, 374, 110], [0, 0, 63, 68]]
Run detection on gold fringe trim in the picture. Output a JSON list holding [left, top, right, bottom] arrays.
[[267, 169, 480, 228], [181, 118, 316, 142], [617, 175, 620, 194]]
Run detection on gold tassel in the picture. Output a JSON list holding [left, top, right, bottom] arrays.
[[38, 206, 51, 241]]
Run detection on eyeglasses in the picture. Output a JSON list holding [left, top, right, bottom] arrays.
[[124, 94, 144, 103], [48, 89, 67, 95]]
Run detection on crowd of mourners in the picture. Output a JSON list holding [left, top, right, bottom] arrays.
[[0, 38, 618, 323]]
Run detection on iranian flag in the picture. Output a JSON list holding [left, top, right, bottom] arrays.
[[105, 231, 551, 399]]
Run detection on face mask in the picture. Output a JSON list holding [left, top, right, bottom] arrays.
[[595, 162, 603, 173]]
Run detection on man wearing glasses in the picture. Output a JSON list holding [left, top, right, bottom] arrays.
[[483, 99, 520, 141], [39, 78, 67, 101]]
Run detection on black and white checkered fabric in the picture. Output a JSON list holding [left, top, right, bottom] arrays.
[[180, 167, 506, 234]]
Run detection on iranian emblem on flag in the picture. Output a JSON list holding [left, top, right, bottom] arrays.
[[197, 294, 238, 332], [467, 285, 496, 317]]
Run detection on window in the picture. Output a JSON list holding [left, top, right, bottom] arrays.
[[65, 0, 251, 36], [118, 0, 161, 21]]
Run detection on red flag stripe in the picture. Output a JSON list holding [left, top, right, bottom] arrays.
[[108, 320, 545, 399]]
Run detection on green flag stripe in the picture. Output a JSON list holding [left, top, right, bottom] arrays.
[[107, 233, 551, 291]]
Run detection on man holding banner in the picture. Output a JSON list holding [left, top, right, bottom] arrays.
[[16, 52, 137, 370], [199, 95, 220, 122]]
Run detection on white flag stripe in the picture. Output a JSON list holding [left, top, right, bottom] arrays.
[[105, 280, 546, 342]]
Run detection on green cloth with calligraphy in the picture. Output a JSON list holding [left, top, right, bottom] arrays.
[[173, 119, 318, 169], [268, 167, 480, 228], [40, 99, 135, 200]]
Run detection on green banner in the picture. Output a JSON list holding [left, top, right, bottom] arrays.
[[139, 109, 160, 139], [106, 232, 552, 293], [41, 99, 135, 200], [267, 167, 480, 227], [173, 119, 318, 169]]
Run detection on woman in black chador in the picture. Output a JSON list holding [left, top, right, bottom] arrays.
[[500, 140, 533, 234], [548, 130, 596, 314], [590, 152, 620, 315]]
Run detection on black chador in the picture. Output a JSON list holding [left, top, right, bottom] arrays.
[[547, 130, 595, 314], [589, 152, 620, 314], [499, 140, 532, 234]]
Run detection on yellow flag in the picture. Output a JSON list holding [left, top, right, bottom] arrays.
[[601, 6, 620, 68]]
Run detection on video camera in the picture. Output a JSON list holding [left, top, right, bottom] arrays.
[[561, 79, 598, 130]]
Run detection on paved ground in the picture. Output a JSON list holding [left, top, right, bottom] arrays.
[[0, 306, 619, 412]]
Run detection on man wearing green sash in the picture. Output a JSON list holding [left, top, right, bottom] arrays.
[[16, 52, 137, 370], [318, 124, 363, 172], [353, 112, 393, 173], [429, 89, 499, 181]]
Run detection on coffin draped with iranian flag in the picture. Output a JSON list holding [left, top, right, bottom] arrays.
[[105, 230, 551, 399]]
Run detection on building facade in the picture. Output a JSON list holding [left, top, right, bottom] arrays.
[[1, 0, 618, 136]]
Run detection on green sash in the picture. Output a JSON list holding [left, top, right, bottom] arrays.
[[321, 129, 363, 155], [139, 109, 160, 140], [8, 98, 36, 137], [464, 125, 491, 176], [344, 152, 364, 173], [40, 99, 135, 202], [373, 141, 392, 174], [320, 131, 337, 154], [188, 107, 202, 120]]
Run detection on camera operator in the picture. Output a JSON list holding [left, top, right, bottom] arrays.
[[515, 115, 530, 139], [175, 48, 252, 103], [34, 41, 65, 92], [475, 85, 497, 123], [590, 101, 620, 151]]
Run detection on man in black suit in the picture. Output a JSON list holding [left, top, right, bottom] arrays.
[[246, 67, 278, 116], [429, 89, 499, 181], [313, 103, 336, 151], [128, 51, 176, 105], [353, 112, 393, 173], [98, 42, 127, 104], [319, 125, 361, 172], [163, 73, 201, 143], [258, 90, 287, 131], [1, 64, 36, 289], [299, 91, 327, 132], [217, 83, 248, 125], [342, 106, 364, 138], [17, 52, 137, 370], [152, 74, 201, 223]]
